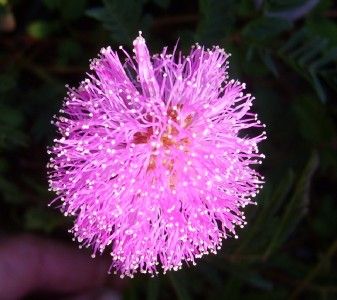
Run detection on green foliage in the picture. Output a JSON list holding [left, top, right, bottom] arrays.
[[1, 0, 337, 299], [243, 17, 292, 41], [279, 28, 337, 102], [292, 96, 336, 145], [196, 0, 235, 45], [263, 152, 319, 258], [266, 0, 314, 11], [43, 0, 88, 20], [27, 20, 58, 39], [86, 0, 149, 44]]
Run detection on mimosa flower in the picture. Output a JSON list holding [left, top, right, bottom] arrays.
[[48, 32, 266, 278]]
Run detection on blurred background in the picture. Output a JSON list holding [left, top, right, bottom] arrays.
[[0, 0, 337, 299]]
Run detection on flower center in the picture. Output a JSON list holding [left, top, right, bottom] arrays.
[[132, 106, 194, 188]]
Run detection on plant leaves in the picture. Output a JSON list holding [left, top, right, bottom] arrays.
[[243, 17, 292, 41], [196, 0, 235, 45], [86, 0, 147, 44], [263, 152, 319, 259], [235, 170, 294, 254]]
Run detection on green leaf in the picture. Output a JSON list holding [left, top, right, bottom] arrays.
[[86, 0, 147, 44], [85, 7, 106, 22], [321, 69, 337, 95], [263, 152, 319, 259], [217, 264, 274, 291], [292, 96, 335, 145], [245, 45, 255, 61], [259, 49, 279, 76], [279, 28, 307, 53], [297, 38, 329, 66], [287, 37, 326, 62], [307, 19, 337, 44], [196, 0, 235, 45], [278, 28, 337, 102], [310, 71, 326, 102], [27, 20, 57, 39], [309, 47, 337, 71], [235, 170, 294, 254], [243, 17, 292, 41]]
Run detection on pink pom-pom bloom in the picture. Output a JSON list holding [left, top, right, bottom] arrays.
[[47, 32, 266, 278]]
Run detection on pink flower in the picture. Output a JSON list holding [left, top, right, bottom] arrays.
[[47, 32, 266, 278]]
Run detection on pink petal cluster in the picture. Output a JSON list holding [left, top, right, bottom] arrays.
[[47, 32, 266, 278]]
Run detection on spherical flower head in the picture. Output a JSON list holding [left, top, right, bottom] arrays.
[[47, 32, 266, 278]]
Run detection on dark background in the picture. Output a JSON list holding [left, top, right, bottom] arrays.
[[1, 0, 337, 299]]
